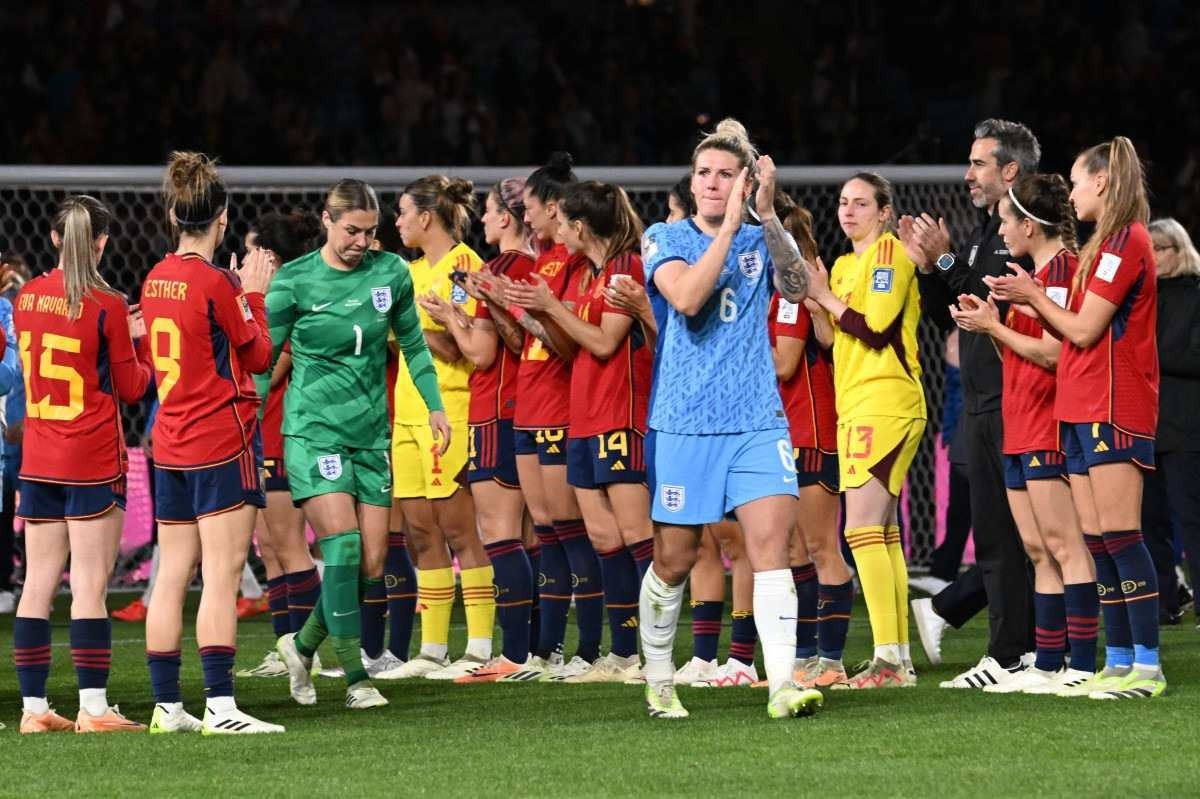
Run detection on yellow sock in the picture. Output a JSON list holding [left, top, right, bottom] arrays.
[[417, 567, 455, 647], [885, 525, 910, 647], [460, 565, 497, 647], [845, 525, 898, 649]]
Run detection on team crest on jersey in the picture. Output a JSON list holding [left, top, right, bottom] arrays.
[[738, 251, 763, 279], [317, 454, 343, 481], [661, 484, 685, 513], [871, 267, 894, 293], [371, 286, 393, 312], [451, 284, 469, 305], [642, 234, 658, 260]]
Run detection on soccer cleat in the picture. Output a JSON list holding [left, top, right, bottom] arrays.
[[276, 632, 317, 705], [540, 655, 596, 683], [832, 658, 906, 690], [911, 597, 947, 666], [1046, 667, 1121, 697], [454, 655, 526, 684], [374, 652, 449, 680], [202, 705, 285, 735], [19, 707, 75, 734], [425, 654, 490, 681], [645, 683, 689, 719], [237, 649, 288, 678], [982, 666, 1060, 694], [75, 705, 147, 733], [901, 660, 918, 687], [0, 589, 15, 614], [938, 656, 1027, 689], [694, 658, 758, 688], [345, 681, 389, 709], [497, 654, 558, 682], [909, 575, 951, 596], [563, 653, 642, 684], [766, 682, 823, 719], [1089, 666, 1167, 700], [149, 703, 202, 734], [798, 657, 848, 689], [363, 649, 406, 678], [673, 656, 719, 686], [111, 597, 148, 623], [236, 596, 269, 619]]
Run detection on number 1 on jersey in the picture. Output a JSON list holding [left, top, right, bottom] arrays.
[[353, 324, 363, 356]]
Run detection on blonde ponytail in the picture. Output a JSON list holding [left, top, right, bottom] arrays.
[[53, 195, 114, 319], [1075, 137, 1149, 291]]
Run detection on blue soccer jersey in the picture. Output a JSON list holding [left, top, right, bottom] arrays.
[[642, 219, 786, 435]]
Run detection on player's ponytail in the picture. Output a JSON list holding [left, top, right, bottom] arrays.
[[561, 181, 644, 267], [1075, 136, 1150, 292], [403, 175, 476, 241], [692, 118, 759, 176], [773, 189, 819, 262], [53, 195, 115, 320], [163, 151, 228, 237], [1008, 173, 1077, 253], [526, 152, 577, 203]]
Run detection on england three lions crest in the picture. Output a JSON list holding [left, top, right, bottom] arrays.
[[317, 454, 343, 481], [738, 251, 763, 279], [371, 286, 393, 313], [660, 484, 685, 513]]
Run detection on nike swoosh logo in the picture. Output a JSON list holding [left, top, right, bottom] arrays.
[[778, 616, 797, 621], [652, 623, 673, 630], [312, 302, 333, 312], [332, 610, 355, 617], [783, 476, 796, 483]]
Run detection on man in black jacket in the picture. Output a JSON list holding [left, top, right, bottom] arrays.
[[899, 119, 1039, 688]]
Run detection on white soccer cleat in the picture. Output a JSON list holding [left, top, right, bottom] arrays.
[[694, 658, 758, 688], [939, 656, 1028, 689], [563, 653, 642, 684], [375, 652, 449, 680], [497, 654, 558, 682], [1021, 667, 1096, 696], [674, 656, 719, 686], [363, 649, 406, 678], [911, 598, 947, 666], [276, 633, 317, 705], [149, 703, 203, 734], [202, 705, 285, 735], [983, 666, 1060, 694], [909, 575, 951, 596], [345, 681, 389, 709], [645, 682, 689, 719], [237, 649, 288, 678], [425, 654, 490, 681], [766, 682, 823, 719], [540, 655, 596, 683]]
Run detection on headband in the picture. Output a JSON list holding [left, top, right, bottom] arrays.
[[1007, 187, 1053, 228]]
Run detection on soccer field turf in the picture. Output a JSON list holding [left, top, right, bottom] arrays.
[[1, 594, 1195, 797]]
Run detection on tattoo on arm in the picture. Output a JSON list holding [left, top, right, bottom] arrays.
[[517, 313, 553, 346], [493, 314, 525, 353], [764, 216, 809, 302]]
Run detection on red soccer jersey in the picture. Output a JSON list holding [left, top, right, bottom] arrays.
[[513, 243, 587, 429], [469, 250, 536, 424], [261, 341, 291, 459], [140, 252, 271, 468], [768, 292, 837, 451], [567, 253, 653, 438], [1002, 249, 1078, 453], [1055, 223, 1159, 436], [14, 270, 153, 483]]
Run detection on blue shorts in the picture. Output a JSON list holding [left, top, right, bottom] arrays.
[[795, 447, 839, 493], [468, 419, 520, 487], [262, 455, 289, 493], [17, 478, 127, 522], [567, 429, 647, 489], [649, 429, 797, 525], [1060, 422, 1155, 475], [1003, 450, 1068, 489], [156, 444, 266, 524], [513, 426, 568, 466]]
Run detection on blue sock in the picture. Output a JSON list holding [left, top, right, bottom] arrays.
[[359, 576, 387, 659], [817, 581, 853, 661], [555, 519, 604, 663], [485, 539, 533, 663], [1033, 592, 1066, 671], [534, 525, 570, 659], [729, 610, 757, 666], [385, 532, 417, 660], [70, 618, 112, 690], [1064, 581, 1099, 673], [597, 546, 639, 658], [1087, 534, 1133, 668], [13, 616, 52, 699], [526, 542, 541, 657], [147, 649, 182, 703], [285, 567, 321, 633], [1103, 530, 1160, 666], [627, 538, 654, 580], [691, 600, 723, 662], [792, 564, 818, 659], [199, 645, 236, 698], [266, 577, 290, 637]]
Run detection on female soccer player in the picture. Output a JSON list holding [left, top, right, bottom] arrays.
[[986, 137, 1164, 699], [141, 152, 283, 734], [804, 172, 926, 690], [951, 173, 1096, 694], [11, 196, 151, 734], [638, 118, 819, 720], [271, 179, 447, 708], [507, 180, 653, 683]]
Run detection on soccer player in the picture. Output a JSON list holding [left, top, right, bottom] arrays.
[[986, 137, 1165, 699], [271, 179, 447, 708], [506, 180, 653, 683], [10, 196, 150, 733], [141, 152, 283, 734], [804, 173, 926, 689], [951, 174, 1096, 694], [639, 119, 820, 719]]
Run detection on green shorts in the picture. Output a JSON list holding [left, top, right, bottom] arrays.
[[284, 437, 393, 508]]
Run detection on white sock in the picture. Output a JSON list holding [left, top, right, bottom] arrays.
[[23, 696, 49, 714], [899, 643, 911, 663], [639, 565, 684, 687], [157, 701, 184, 714], [465, 638, 492, 660], [79, 687, 108, 717], [142, 544, 160, 604], [420, 643, 449, 661], [752, 569, 798, 696], [240, 563, 263, 600], [207, 695, 236, 714], [875, 643, 901, 664]]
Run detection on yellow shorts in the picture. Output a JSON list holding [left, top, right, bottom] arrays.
[[391, 420, 469, 500], [838, 416, 926, 496]]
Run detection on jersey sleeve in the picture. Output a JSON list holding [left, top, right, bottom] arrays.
[[600, 253, 644, 318], [839, 248, 915, 350], [0, 298, 17, 396], [1086, 227, 1150, 307], [211, 270, 271, 373], [390, 265, 444, 414], [101, 294, 153, 403], [642, 222, 686, 276], [772, 295, 812, 341]]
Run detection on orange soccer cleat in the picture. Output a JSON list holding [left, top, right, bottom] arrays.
[[75, 706, 148, 733], [20, 708, 76, 734], [454, 656, 526, 684], [236, 596, 269, 619], [112, 597, 148, 623]]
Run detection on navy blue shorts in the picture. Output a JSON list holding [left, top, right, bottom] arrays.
[[468, 418, 520, 487], [567, 429, 647, 489], [262, 455, 289, 493], [1003, 450, 1068, 489], [17, 478, 127, 522], [1060, 422, 1155, 475], [513, 426, 568, 466], [156, 445, 266, 524], [795, 447, 839, 493]]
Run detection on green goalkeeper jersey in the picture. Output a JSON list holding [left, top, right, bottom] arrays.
[[264, 248, 443, 450]]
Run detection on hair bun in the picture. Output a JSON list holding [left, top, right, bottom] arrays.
[[447, 177, 475, 205], [714, 118, 749, 142], [546, 151, 575, 177]]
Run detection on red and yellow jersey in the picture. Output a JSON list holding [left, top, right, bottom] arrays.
[[14, 270, 153, 483], [768, 292, 837, 451], [260, 341, 290, 459], [828, 232, 925, 421], [468, 250, 535, 424], [140, 252, 271, 468], [566, 253, 652, 438]]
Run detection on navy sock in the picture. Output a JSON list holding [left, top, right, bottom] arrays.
[[597, 546, 639, 658], [691, 600, 723, 662], [359, 576, 387, 659], [285, 567, 321, 633], [266, 576, 290, 637], [627, 538, 654, 580], [525, 542, 541, 657], [485, 539, 533, 663], [817, 581, 853, 661], [534, 525, 570, 659], [555, 519, 604, 663], [729, 610, 757, 666], [147, 649, 182, 703], [13, 616, 52, 698], [1064, 581, 1099, 673], [1033, 592, 1066, 671], [385, 532, 417, 660], [1103, 529, 1160, 665], [1086, 534, 1133, 668], [70, 618, 112, 690], [199, 645, 236, 699], [792, 564, 818, 659]]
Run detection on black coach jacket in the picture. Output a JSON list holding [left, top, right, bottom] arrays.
[[1155, 273, 1200, 453]]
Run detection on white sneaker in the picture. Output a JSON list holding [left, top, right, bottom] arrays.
[[425, 654, 490, 681], [237, 650, 288, 678], [939, 656, 1027, 689], [498, 653, 559, 682], [563, 653, 642, 684], [148, 702, 202, 734], [202, 705, 285, 735], [911, 598, 947, 666], [275, 633, 317, 706], [318, 663, 345, 678], [540, 655, 596, 682], [695, 659, 758, 688], [983, 666, 1060, 694], [909, 575, 951, 596], [0, 589, 15, 614], [375, 652, 448, 680], [674, 656, 719, 686], [363, 649, 406, 678], [345, 681, 389, 709], [1023, 667, 1096, 696]]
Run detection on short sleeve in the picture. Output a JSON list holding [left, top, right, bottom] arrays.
[[642, 222, 686, 277], [210, 270, 260, 349], [599, 253, 644, 318], [772, 295, 812, 341], [102, 294, 138, 363], [1086, 227, 1150, 307], [861, 243, 915, 332]]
